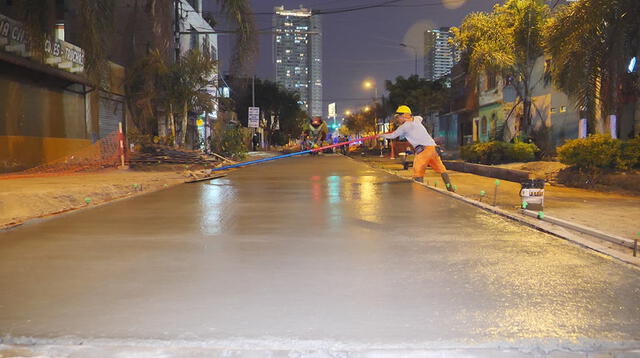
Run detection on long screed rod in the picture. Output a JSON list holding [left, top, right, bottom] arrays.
[[211, 134, 385, 172]]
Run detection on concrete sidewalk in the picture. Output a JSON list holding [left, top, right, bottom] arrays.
[[355, 155, 640, 242]]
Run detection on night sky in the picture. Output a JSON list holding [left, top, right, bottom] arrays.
[[209, 0, 498, 116]]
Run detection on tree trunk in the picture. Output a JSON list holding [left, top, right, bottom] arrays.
[[180, 101, 188, 148], [594, 74, 605, 134], [168, 103, 176, 147]]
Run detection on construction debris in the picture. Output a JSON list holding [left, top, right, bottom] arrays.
[[129, 145, 221, 165]]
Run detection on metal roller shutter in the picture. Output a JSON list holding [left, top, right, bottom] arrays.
[[98, 97, 124, 139]]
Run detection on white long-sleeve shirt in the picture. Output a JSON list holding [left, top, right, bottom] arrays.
[[382, 116, 436, 147]]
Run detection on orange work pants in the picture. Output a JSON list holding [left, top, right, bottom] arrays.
[[413, 146, 446, 178]]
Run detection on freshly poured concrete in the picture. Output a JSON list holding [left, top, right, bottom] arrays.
[[0, 156, 639, 354]]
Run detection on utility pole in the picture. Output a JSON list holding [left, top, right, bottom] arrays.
[[400, 43, 418, 76], [174, 0, 180, 62]]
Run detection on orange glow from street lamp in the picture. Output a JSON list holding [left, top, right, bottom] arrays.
[[363, 80, 373, 89], [345, 110, 352, 116], [364, 106, 370, 112]]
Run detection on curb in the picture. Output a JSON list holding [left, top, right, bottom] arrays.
[[351, 156, 640, 269], [0, 178, 187, 232]]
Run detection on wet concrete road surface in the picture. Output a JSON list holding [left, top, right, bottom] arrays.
[[1, 155, 639, 356]]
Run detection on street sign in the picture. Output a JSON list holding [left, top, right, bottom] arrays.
[[328, 103, 336, 118], [248, 107, 260, 128]]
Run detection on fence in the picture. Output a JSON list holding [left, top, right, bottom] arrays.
[[0, 124, 127, 180]]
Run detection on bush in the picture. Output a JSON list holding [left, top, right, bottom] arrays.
[[461, 141, 539, 164], [618, 136, 640, 170], [557, 134, 621, 170], [506, 142, 538, 162], [210, 124, 250, 160]]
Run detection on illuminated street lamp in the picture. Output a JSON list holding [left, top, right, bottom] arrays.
[[345, 110, 352, 116], [362, 79, 378, 100], [364, 106, 371, 112]]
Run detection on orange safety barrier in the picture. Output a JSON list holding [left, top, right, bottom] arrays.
[[0, 125, 127, 180]]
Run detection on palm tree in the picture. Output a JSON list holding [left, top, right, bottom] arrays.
[[545, 0, 640, 135], [216, 0, 258, 77], [452, 0, 549, 136]]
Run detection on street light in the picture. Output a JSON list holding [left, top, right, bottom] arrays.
[[362, 79, 378, 100], [400, 43, 418, 76], [364, 106, 370, 112], [345, 110, 352, 116]]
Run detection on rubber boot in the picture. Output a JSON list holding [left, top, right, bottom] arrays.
[[413, 177, 424, 183], [441, 173, 454, 192]]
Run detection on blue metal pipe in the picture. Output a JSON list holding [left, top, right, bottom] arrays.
[[211, 134, 382, 172], [211, 150, 313, 172]]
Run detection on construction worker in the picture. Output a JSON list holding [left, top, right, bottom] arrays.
[[381, 105, 454, 191], [301, 116, 329, 151]]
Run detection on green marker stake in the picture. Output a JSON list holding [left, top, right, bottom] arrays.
[[537, 211, 545, 219], [522, 201, 528, 209], [495, 179, 501, 186], [434, 180, 438, 187], [84, 197, 91, 205], [446, 183, 451, 188], [480, 190, 486, 197], [453, 185, 457, 192]]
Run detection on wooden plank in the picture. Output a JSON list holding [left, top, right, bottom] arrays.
[[185, 174, 227, 183]]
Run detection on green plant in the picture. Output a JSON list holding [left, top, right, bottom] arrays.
[[506, 141, 539, 162], [618, 136, 640, 170], [210, 124, 250, 160], [461, 141, 539, 164], [557, 134, 621, 170]]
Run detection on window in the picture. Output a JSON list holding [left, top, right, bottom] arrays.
[[486, 72, 497, 90], [560, 106, 567, 113], [550, 108, 557, 113], [480, 116, 488, 136]]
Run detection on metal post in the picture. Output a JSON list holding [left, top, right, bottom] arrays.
[[118, 122, 127, 169], [634, 239, 638, 257]]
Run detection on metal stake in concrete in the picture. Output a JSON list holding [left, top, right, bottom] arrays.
[[493, 179, 500, 206], [479, 190, 486, 203]]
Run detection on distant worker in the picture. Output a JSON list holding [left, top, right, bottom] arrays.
[[381, 105, 454, 191], [252, 133, 260, 151], [301, 116, 329, 151]]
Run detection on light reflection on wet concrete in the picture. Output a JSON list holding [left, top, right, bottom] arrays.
[[0, 156, 638, 350]]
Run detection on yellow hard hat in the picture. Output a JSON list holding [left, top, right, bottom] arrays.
[[396, 105, 412, 114]]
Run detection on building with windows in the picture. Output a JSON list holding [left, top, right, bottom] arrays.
[[175, 0, 219, 146], [423, 27, 460, 82], [273, 6, 322, 117]]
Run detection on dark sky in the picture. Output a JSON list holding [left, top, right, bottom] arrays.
[[208, 0, 498, 116]]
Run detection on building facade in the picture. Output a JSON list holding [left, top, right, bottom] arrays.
[[0, 2, 128, 172], [174, 0, 219, 147], [273, 6, 322, 117], [423, 27, 460, 82]]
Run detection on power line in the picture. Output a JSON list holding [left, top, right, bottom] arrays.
[[247, 0, 444, 16]]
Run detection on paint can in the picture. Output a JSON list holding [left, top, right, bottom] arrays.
[[520, 179, 545, 211]]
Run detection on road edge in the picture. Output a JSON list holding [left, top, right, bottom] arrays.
[[350, 155, 640, 269]]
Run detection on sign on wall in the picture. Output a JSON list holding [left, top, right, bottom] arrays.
[[0, 13, 85, 73]]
